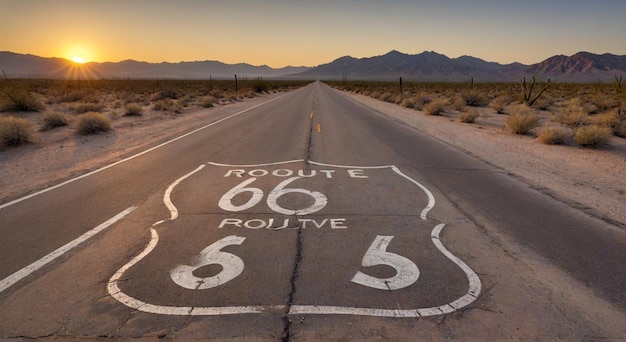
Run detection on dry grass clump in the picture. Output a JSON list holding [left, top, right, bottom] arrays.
[[153, 98, 182, 113], [459, 109, 480, 123], [506, 105, 540, 135], [424, 99, 447, 115], [573, 125, 612, 148], [558, 98, 588, 127], [0, 88, 44, 112], [461, 90, 489, 107], [200, 96, 217, 108], [41, 112, 68, 131], [150, 89, 180, 101], [124, 103, 143, 116], [538, 127, 570, 145], [73, 102, 105, 114], [74, 112, 112, 135], [591, 109, 626, 137], [0, 116, 36, 147], [490, 96, 510, 114]]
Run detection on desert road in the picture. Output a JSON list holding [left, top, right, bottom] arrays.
[[0, 81, 624, 340]]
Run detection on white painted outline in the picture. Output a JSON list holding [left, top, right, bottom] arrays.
[[107, 160, 481, 317], [0, 94, 288, 211], [0, 206, 136, 293]]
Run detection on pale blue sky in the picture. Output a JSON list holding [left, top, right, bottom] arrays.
[[1, 0, 625, 67]]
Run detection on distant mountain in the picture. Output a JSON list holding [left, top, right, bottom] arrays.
[[525, 52, 626, 81], [0, 52, 310, 79], [293, 50, 526, 81], [291, 50, 626, 82], [2, 50, 625, 81]]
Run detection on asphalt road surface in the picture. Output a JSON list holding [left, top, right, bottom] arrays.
[[1, 81, 624, 339]]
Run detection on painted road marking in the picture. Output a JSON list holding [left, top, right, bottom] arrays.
[[0, 94, 288, 211], [107, 160, 482, 317], [0, 206, 136, 293], [317, 124, 321, 133]]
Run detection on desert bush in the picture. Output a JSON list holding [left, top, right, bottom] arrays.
[[0, 87, 44, 112], [491, 96, 510, 114], [150, 88, 179, 101], [73, 102, 104, 114], [424, 99, 447, 115], [251, 78, 269, 93], [573, 125, 612, 148], [74, 112, 111, 135], [0, 116, 36, 147], [506, 105, 540, 134], [533, 96, 554, 110], [200, 96, 217, 108], [153, 98, 182, 113], [591, 109, 621, 129], [41, 112, 68, 130], [124, 103, 143, 116], [558, 98, 588, 127], [459, 109, 480, 123], [451, 95, 467, 111], [400, 97, 417, 109], [538, 127, 570, 145], [461, 90, 489, 107], [378, 92, 394, 103]]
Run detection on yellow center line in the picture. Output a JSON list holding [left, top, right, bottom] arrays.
[[317, 124, 321, 133], [310, 112, 314, 119]]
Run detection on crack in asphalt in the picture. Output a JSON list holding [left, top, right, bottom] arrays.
[[281, 214, 303, 342]]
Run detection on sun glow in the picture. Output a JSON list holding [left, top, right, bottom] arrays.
[[71, 56, 86, 64], [66, 46, 92, 64]]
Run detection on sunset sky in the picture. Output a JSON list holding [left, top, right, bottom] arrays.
[[2, 0, 626, 67]]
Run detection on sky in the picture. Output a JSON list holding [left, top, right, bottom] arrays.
[[1, 0, 626, 68]]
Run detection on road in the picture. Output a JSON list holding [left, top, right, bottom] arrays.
[[0, 81, 624, 340]]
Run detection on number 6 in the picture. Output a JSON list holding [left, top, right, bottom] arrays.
[[170, 235, 246, 290], [351, 235, 419, 290]]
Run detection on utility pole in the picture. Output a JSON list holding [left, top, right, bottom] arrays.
[[234, 74, 238, 93], [399, 77, 403, 94]]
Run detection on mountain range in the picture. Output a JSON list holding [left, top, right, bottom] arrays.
[[1, 50, 625, 82]]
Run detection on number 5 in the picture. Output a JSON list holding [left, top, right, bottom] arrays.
[[351, 235, 419, 290]]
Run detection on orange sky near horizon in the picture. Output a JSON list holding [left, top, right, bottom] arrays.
[[2, 0, 626, 68]]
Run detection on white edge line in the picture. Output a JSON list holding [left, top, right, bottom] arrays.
[[0, 94, 288, 211], [163, 165, 206, 221], [107, 162, 481, 317], [0, 206, 136, 294], [391, 166, 436, 221]]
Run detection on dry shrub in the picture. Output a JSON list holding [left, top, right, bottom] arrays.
[[461, 90, 489, 107], [491, 96, 510, 114], [0, 89, 44, 112], [0, 116, 36, 147], [124, 103, 143, 116], [424, 99, 447, 115], [506, 105, 540, 134], [452, 95, 467, 111], [73, 102, 104, 114], [75, 112, 111, 135], [153, 99, 182, 113], [41, 112, 68, 131], [574, 125, 612, 148], [558, 98, 588, 127], [459, 109, 480, 123], [378, 92, 394, 103], [538, 127, 570, 145], [400, 97, 417, 109], [200, 96, 217, 108], [150, 88, 179, 101], [533, 96, 554, 110]]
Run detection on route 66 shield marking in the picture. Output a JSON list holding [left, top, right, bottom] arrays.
[[107, 160, 481, 317]]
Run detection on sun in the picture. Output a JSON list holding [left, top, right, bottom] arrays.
[[71, 56, 87, 64], [66, 46, 92, 64]]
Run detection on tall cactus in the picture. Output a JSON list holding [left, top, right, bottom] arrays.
[[521, 76, 550, 107], [614, 75, 624, 94]]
